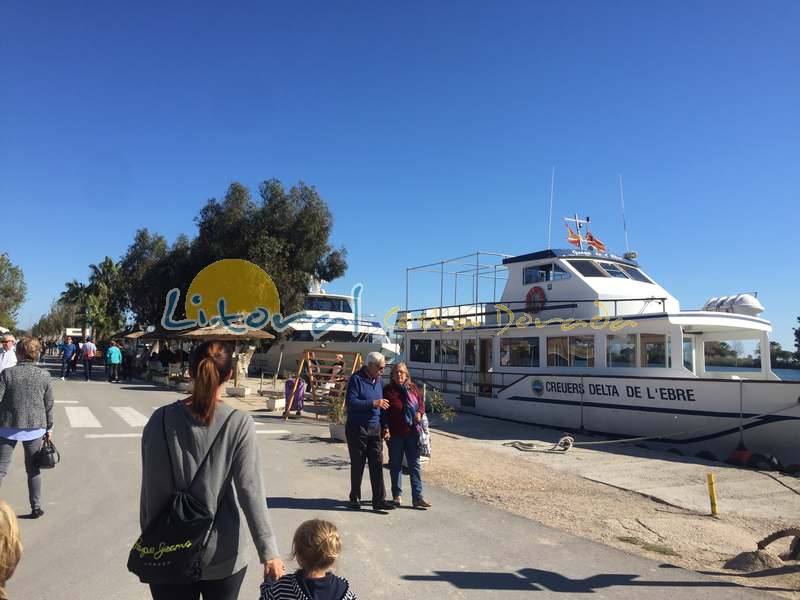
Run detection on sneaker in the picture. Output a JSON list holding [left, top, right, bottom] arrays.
[[373, 501, 396, 511], [347, 500, 361, 510], [392, 496, 402, 507], [413, 498, 432, 508], [31, 507, 44, 518]]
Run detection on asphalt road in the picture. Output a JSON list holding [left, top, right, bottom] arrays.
[[2, 362, 770, 599]]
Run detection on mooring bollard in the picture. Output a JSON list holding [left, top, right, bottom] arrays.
[[707, 472, 719, 516]]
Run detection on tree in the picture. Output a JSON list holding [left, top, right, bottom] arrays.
[[119, 229, 169, 326], [60, 279, 89, 337], [0, 253, 27, 330], [795, 317, 800, 361], [85, 257, 126, 340]]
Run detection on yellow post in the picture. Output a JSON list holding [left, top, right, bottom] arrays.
[[706, 472, 719, 517]]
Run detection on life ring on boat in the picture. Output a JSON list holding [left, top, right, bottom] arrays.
[[526, 286, 546, 313]]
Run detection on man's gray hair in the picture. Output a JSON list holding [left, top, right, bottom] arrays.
[[365, 351, 385, 366]]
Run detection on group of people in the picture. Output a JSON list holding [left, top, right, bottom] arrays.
[[58, 336, 124, 382], [345, 351, 430, 511]]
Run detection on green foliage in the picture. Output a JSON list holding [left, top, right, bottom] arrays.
[[0, 253, 27, 329], [328, 394, 347, 424], [425, 387, 456, 422]]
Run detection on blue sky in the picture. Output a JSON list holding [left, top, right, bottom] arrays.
[[1, 2, 798, 348]]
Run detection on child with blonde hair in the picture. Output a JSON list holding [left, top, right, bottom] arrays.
[[262, 519, 357, 600], [0, 500, 22, 600]]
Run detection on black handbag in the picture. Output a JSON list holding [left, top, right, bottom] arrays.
[[127, 410, 235, 584], [35, 438, 60, 469]]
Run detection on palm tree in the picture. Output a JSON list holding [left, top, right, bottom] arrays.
[[59, 280, 89, 339]]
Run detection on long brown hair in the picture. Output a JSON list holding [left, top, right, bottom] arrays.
[[188, 341, 233, 425]]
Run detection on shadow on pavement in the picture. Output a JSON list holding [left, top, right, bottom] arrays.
[[267, 497, 351, 512], [403, 567, 746, 592], [303, 456, 350, 470]]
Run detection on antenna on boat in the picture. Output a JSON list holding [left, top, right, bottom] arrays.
[[618, 175, 637, 260], [547, 166, 555, 249]]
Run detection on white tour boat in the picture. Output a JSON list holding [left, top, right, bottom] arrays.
[[396, 217, 800, 468], [261, 283, 400, 376]]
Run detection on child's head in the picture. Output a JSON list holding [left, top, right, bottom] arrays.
[[291, 519, 341, 572], [0, 500, 22, 592]]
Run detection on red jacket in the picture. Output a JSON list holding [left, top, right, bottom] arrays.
[[383, 381, 425, 438]]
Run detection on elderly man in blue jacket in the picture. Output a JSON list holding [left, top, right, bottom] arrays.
[[345, 351, 395, 512]]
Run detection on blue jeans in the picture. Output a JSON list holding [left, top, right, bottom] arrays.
[[388, 433, 423, 501]]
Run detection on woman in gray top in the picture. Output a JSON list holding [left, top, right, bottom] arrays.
[[139, 341, 284, 599], [0, 337, 54, 519]]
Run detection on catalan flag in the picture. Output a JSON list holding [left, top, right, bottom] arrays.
[[586, 231, 606, 252]]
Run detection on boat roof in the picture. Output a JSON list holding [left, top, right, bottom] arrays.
[[502, 248, 639, 267]]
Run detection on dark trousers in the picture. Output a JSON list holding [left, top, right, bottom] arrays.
[[61, 358, 75, 378], [84, 358, 93, 381], [345, 422, 385, 507], [149, 566, 246, 600], [108, 363, 120, 382], [0, 436, 44, 510]]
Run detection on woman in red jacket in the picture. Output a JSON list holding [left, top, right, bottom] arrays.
[[383, 363, 431, 509]]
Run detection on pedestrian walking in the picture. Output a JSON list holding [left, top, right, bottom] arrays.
[[81, 337, 97, 381], [137, 341, 284, 599], [0, 500, 22, 599], [106, 341, 122, 383], [383, 362, 431, 509], [0, 335, 16, 375], [60, 336, 76, 380], [70, 339, 80, 375], [0, 338, 54, 519], [344, 351, 394, 512], [261, 519, 357, 600]]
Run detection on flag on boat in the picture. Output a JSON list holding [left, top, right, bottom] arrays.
[[586, 231, 606, 252], [566, 224, 582, 247]]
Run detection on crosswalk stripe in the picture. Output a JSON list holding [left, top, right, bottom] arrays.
[[65, 406, 102, 428], [110, 407, 149, 427], [255, 429, 291, 435], [55, 400, 79, 404], [85, 433, 142, 439]]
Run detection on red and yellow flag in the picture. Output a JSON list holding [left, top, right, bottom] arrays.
[[586, 231, 606, 252], [566, 224, 582, 247]]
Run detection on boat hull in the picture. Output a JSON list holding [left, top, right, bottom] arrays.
[[435, 373, 800, 467]]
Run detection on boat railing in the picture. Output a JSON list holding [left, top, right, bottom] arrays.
[[396, 296, 668, 329]]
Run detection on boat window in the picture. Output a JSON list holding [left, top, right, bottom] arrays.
[[303, 297, 353, 313], [464, 338, 476, 366], [409, 339, 432, 363], [523, 263, 570, 284], [598, 262, 630, 279], [290, 331, 315, 342], [620, 266, 654, 284], [566, 260, 608, 278], [435, 339, 459, 365], [500, 337, 539, 367], [703, 339, 761, 372], [640, 334, 667, 368], [607, 334, 637, 367], [547, 337, 569, 367], [682, 337, 694, 372], [570, 336, 595, 367]]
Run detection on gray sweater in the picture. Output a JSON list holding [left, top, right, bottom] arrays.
[[0, 362, 54, 430], [140, 401, 280, 579]]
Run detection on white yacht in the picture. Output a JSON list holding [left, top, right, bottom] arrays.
[[262, 284, 399, 376], [397, 219, 800, 468]]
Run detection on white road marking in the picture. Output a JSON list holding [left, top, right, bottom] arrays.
[[110, 407, 149, 427], [255, 429, 291, 435], [65, 406, 102, 428], [55, 400, 79, 404], [85, 433, 143, 439]]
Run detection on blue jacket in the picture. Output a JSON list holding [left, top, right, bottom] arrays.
[[62, 343, 76, 360], [345, 367, 383, 428], [106, 346, 122, 365]]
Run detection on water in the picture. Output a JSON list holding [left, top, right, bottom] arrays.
[[706, 366, 800, 381]]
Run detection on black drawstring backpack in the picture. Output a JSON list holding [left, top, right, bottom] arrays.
[[127, 410, 235, 584]]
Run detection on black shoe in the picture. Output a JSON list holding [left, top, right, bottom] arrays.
[[31, 507, 44, 518], [413, 498, 432, 508], [373, 501, 396, 511], [347, 500, 361, 510]]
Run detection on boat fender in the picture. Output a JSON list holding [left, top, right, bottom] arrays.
[[526, 286, 546, 313]]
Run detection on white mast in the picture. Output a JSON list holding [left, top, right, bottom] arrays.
[[547, 167, 555, 249], [618, 175, 630, 253]]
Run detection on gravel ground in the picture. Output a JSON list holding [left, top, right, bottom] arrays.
[[424, 427, 800, 598]]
